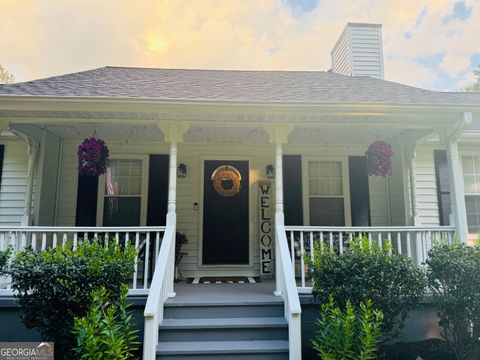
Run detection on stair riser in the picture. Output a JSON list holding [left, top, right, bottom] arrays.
[[164, 305, 284, 319], [156, 353, 288, 360], [158, 327, 288, 342]]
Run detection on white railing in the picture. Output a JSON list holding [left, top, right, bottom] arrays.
[[143, 213, 176, 360], [275, 213, 302, 360], [0, 226, 166, 295], [284, 225, 456, 294]]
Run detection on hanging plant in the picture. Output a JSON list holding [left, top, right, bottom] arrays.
[[366, 140, 394, 177], [77, 137, 109, 176]]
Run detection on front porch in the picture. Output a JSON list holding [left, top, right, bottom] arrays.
[[0, 101, 472, 359]]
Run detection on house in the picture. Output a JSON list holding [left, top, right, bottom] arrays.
[[0, 23, 479, 359]]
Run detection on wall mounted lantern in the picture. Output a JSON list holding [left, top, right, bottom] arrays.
[[177, 163, 187, 178], [266, 164, 275, 179]]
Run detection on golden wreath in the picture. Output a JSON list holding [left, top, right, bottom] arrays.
[[211, 166, 242, 197]]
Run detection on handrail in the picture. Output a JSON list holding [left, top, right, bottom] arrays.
[[285, 225, 456, 232], [275, 213, 302, 359], [143, 213, 176, 360], [0, 226, 166, 232]]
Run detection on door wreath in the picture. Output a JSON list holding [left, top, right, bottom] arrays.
[[211, 165, 242, 197]]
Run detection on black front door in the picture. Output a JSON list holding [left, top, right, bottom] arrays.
[[203, 160, 249, 265]]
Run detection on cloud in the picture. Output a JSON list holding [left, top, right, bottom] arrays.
[[0, 0, 479, 91]]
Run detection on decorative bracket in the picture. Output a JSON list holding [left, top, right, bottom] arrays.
[[263, 124, 295, 144], [156, 122, 190, 143]]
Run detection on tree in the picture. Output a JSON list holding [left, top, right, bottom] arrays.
[[0, 64, 14, 84], [466, 64, 480, 92]]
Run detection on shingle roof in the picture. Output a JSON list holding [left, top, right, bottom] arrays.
[[0, 66, 479, 105]]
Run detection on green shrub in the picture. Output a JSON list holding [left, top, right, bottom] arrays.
[[426, 239, 480, 360], [0, 245, 12, 276], [312, 296, 384, 360], [73, 284, 139, 359], [309, 235, 426, 338], [10, 239, 136, 359]]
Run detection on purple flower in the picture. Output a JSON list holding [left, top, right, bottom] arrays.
[[77, 138, 110, 176], [366, 140, 394, 177]]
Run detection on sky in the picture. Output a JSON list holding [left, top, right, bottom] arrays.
[[0, 0, 479, 91]]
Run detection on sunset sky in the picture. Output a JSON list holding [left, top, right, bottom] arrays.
[[1, 0, 479, 91]]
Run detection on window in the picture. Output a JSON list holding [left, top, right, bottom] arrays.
[[307, 160, 346, 226], [463, 156, 480, 233], [98, 158, 147, 226]]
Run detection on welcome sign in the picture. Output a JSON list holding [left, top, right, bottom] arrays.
[[258, 180, 273, 277]]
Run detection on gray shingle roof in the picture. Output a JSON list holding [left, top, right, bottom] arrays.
[[0, 66, 479, 105]]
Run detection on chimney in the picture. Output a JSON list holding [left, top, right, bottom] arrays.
[[331, 23, 384, 79]]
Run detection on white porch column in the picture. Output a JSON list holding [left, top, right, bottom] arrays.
[[167, 140, 177, 214], [447, 139, 468, 242], [406, 144, 421, 226], [274, 142, 284, 296], [22, 142, 38, 226], [446, 112, 472, 243]]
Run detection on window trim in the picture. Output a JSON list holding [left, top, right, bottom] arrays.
[[96, 155, 149, 226], [461, 155, 480, 233], [301, 156, 352, 226]]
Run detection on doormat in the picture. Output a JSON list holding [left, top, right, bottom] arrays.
[[192, 276, 256, 284]]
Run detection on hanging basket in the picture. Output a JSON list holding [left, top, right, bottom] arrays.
[[77, 137, 110, 176], [366, 140, 394, 177]]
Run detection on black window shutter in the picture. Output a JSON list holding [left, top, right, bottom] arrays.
[[0, 145, 4, 190], [434, 150, 451, 226], [147, 155, 169, 226], [283, 155, 303, 226], [348, 156, 371, 226], [75, 174, 99, 226]]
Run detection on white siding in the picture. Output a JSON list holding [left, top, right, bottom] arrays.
[[331, 27, 351, 77], [0, 140, 29, 226], [331, 23, 384, 79], [415, 146, 440, 226], [36, 131, 62, 225]]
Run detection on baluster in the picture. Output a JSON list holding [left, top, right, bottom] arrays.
[[31, 233, 36, 250], [115, 232, 120, 245], [83, 232, 88, 241], [378, 232, 382, 249], [339, 232, 343, 255], [155, 232, 160, 263], [397, 232, 402, 254], [144, 232, 150, 289], [368, 232, 373, 248], [105, 233, 109, 247], [421, 232, 427, 264], [125, 232, 129, 248], [406, 232, 412, 257], [41, 233, 47, 251], [290, 231, 295, 266], [310, 232, 315, 261], [133, 232, 139, 290], [62, 233, 67, 246], [73, 233, 78, 250], [387, 232, 392, 254], [300, 232, 305, 288], [447, 231, 452, 244], [53, 233, 58, 248], [20, 232, 26, 249], [329, 232, 333, 248]]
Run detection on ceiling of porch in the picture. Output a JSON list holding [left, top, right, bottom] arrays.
[[38, 122, 426, 145]]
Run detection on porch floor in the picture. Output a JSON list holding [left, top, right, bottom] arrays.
[[169, 280, 279, 304]]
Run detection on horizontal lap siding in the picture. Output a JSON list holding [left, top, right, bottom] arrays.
[[0, 141, 29, 226], [415, 146, 440, 226]]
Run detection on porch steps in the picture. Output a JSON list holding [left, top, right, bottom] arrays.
[[156, 297, 289, 359]]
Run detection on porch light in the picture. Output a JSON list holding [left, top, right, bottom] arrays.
[[266, 164, 275, 179], [177, 163, 187, 178]]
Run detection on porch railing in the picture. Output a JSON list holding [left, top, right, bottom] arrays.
[[275, 213, 302, 360], [143, 213, 176, 360], [0, 226, 166, 295], [284, 225, 456, 294]]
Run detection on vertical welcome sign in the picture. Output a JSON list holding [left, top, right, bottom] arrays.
[[258, 180, 273, 277]]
